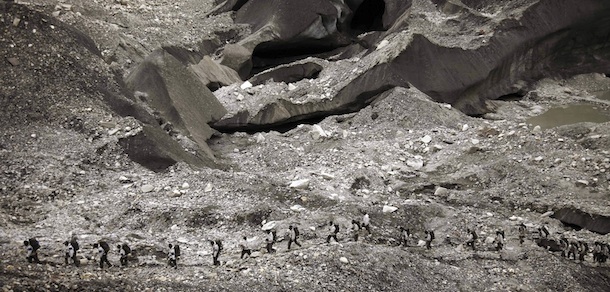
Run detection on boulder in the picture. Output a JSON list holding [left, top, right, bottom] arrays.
[[289, 179, 310, 189], [551, 207, 610, 235], [118, 125, 217, 172], [125, 48, 228, 159], [382, 205, 398, 213]]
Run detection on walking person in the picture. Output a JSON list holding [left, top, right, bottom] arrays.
[[240, 236, 252, 259], [167, 243, 177, 269], [93, 241, 112, 269], [326, 221, 340, 243], [351, 219, 361, 242], [287, 225, 302, 250], [24, 238, 41, 264], [211, 240, 222, 266], [362, 213, 371, 234], [266, 230, 277, 253]]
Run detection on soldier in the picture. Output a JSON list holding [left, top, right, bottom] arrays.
[[326, 221, 340, 243], [287, 225, 302, 250], [362, 213, 371, 234], [399, 227, 411, 247], [351, 219, 362, 242], [578, 241, 589, 262], [518, 223, 527, 244], [466, 228, 477, 251], [117, 244, 131, 266], [495, 230, 505, 251], [560, 237, 569, 258], [538, 224, 550, 239], [240, 236, 252, 259], [64, 240, 79, 267], [167, 243, 177, 269], [211, 240, 222, 266], [567, 241, 578, 260], [24, 239, 41, 264], [266, 230, 277, 253], [425, 230, 435, 250], [93, 241, 112, 269]]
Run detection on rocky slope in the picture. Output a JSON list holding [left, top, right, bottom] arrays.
[[1, 0, 610, 291]]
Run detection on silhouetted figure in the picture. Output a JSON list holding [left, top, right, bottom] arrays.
[[24, 238, 41, 264], [326, 221, 340, 243], [168, 243, 177, 269], [495, 230, 505, 251], [93, 242, 112, 269], [466, 228, 477, 251], [362, 213, 371, 234], [568, 241, 578, 260], [399, 227, 411, 247], [518, 223, 527, 244], [117, 244, 131, 266], [538, 225, 550, 239], [351, 220, 361, 241], [64, 239, 80, 267], [578, 241, 588, 262], [425, 230, 435, 250], [211, 240, 222, 266], [287, 226, 301, 250], [560, 237, 569, 258], [240, 236, 252, 259], [266, 230, 277, 253]]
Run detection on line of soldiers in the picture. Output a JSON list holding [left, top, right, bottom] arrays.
[[23, 237, 132, 269], [24, 217, 610, 270]]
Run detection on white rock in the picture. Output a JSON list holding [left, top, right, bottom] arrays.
[[339, 257, 349, 263], [236, 94, 244, 101], [462, 124, 469, 131], [289, 179, 310, 189], [290, 205, 306, 212], [575, 180, 589, 187], [532, 125, 542, 134], [534, 156, 544, 162], [310, 125, 329, 140], [376, 39, 389, 50], [141, 184, 154, 193], [485, 236, 495, 244], [434, 187, 448, 196], [204, 183, 213, 192], [509, 216, 518, 221], [119, 176, 131, 183], [254, 133, 265, 143], [540, 211, 554, 217], [417, 240, 426, 247], [108, 128, 120, 135], [181, 182, 190, 189], [421, 135, 432, 144], [240, 81, 252, 90], [261, 221, 278, 231], [382, 205, 398, 213], [406, 159, 424, 170], [288, 83, 297, 91], [470, 139, 480, 145], [320, 172, 335, 180]]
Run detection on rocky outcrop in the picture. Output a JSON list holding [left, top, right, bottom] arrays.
[[125, 48, 231, 158], [552, 207, 610, 235], [118, 125, 218, 172], [248, 61, 323, 86], [212, 0, 610, 130]]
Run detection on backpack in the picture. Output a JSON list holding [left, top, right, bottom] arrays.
[[294, 227, 300, 237], [429, 231, 435, 240], [216, 240, 223, 252], [334, 224, 340, 234], [174, 244, 180, 258], [99, 241, 110, 253], [70, 239, 80, 252], [122, 244, 131, 254], [28, 238, 40, 251]]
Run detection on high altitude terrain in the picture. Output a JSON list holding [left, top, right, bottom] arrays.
[[1, 0, 610, 291]]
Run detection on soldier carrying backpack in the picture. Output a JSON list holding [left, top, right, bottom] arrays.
[[326, 221, 340, 243], [117, 243, 131, 266], [466, 228, 477, 251], [211, 240, 222, 266], [287, 225, 302, 250], [266, 230, 277, 253], [93, 241, 112, 269], [24, 238, 41, 264]]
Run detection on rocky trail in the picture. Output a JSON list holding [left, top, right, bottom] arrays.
[[2, 0, 610, 291]]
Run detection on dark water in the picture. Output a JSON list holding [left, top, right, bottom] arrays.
[[527, 104, 610, 129]]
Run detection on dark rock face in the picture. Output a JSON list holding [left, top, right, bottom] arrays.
[[552, 207, 610, 235], [125, 48, 230, 158], [118, 125, 217, 172]]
